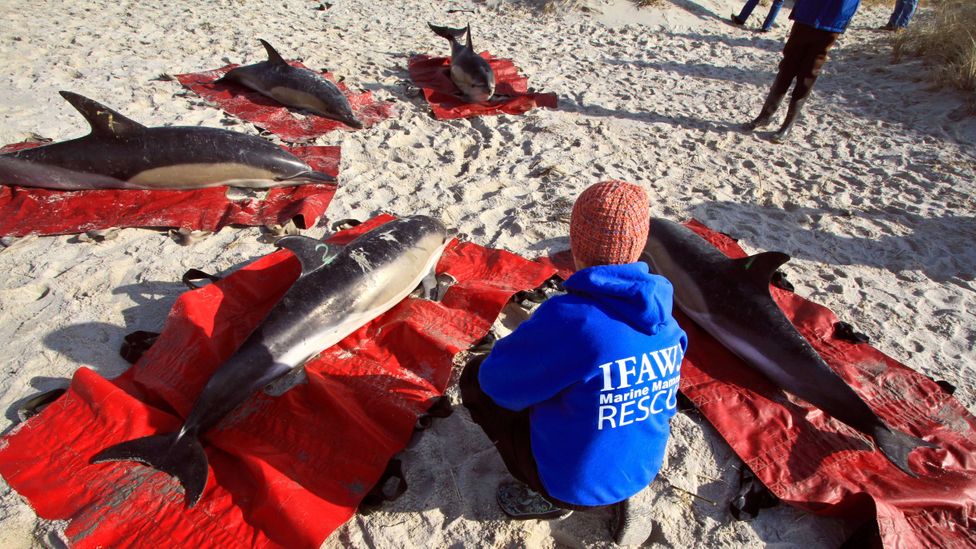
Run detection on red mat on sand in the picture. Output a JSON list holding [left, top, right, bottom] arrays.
[[541, 220, 976, 548], [408, 53, 558, 120], [176, 62, 396, 142], [0, 215, 556, 548], [0, 142, 339, 237]]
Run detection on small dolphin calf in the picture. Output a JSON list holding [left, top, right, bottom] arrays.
[[1, 92, 335, 190], [641, 218, 936, 476], [219, 40, 364, 129], [428, 23, 495, 103], [92, 215, 450, 506]]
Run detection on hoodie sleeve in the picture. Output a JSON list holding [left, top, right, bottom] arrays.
[[478, 298, 598, 412]]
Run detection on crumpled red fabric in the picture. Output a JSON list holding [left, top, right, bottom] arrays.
[[176, 62, 396, 143], [0, 214, 556, 548], [0, 142, 339, 237], [538, 220, 976, 547], [407, 53, 558, 120]]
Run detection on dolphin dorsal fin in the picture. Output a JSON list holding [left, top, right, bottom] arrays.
[[732, 251, 791, 288], [465, 25, 473, 50], [59, 91, 146, 138], [259, 39, 288, 66], [276, 235, 339, 275]]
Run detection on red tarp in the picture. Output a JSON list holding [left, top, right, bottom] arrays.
[[541, 220, 976, 548], [0, 214, 556, 548], [176, 62, 396, 143], [407, 53, 558, 120], [0, 142, 339, 237]]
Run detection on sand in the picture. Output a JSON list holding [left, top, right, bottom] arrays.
[[0, 0, 974, 547]]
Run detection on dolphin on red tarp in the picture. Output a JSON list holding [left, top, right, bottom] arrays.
[[428, 23, 495, 102], [218, 40, 364, 129], [640, 218, 937, 477], [1, 91, 336, 190], [91, 215, 450, 507]]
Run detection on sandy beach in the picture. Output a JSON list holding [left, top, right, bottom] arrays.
[[1, 0, 974, 546]]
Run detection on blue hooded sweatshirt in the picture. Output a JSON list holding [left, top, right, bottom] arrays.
[[479, 263, 688, 506], [790, 0, 861, 33]]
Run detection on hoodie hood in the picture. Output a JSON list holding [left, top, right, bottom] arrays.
[[563, 263, 674, 336]]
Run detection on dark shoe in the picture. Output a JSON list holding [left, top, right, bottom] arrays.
[[611, 482, 658, 545], [771, 98, 806, 143], [731, 14, 747, 25], [496, 481, 572, 520], [742, 91, 786, 132], [878, 23, 896, 31]]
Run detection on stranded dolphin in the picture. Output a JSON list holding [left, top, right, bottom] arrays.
[[219, 40, 364, 129], [428, 23, 495, 103], [640, 218, 936, 477], [91, 215, 450, 507], [0, 91, 335, 190]]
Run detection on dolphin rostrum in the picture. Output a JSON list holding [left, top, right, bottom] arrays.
[[219, 40, 364, 129], [0, 91, 335, 190], [640, 218, 936, 477], [428, 23, 496, 103], [91, 215, 450, 506]]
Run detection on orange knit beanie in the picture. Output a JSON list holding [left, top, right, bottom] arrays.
[[570, 180, 650, 267]]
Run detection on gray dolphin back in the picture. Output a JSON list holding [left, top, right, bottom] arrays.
[[91, 215, 449, 506], [219, 40, 364, 129], [1, 92, 334, 189], [641, 218, 936, 477], [428, 22, 495, 102]]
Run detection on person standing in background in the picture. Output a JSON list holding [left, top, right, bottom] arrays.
[[742, 0, 862, 143], [882, 0, 919, 31], [731, 0, 787, 33]]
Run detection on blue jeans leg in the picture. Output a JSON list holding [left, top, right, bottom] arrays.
[[887, 0, 919, 28], [761, 0, 785, 31], [735, 0, 761, 22]]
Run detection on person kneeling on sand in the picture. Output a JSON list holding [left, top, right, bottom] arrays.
[[460, 180, 688, 540], [742, 0, 861, 143]]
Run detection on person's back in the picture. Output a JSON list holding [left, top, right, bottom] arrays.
[[479, 261, 687, 505], [460, 180, 688, 534], [790, 0, 861, 33]]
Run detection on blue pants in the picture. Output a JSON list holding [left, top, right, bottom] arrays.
[[735, 0, 785, 31], [888, 0, 919, 29]]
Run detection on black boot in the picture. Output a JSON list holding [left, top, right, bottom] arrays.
[[771, 98, 806, 143], [742, 90, 785, 132]]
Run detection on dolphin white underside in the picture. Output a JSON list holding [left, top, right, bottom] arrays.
[[275, 238, 451, 370]]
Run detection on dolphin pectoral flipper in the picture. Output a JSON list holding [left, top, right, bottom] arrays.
[[258, 39, 288, 66], [263, 365, 309, 396], [732, 252, 792, 288], [59, 91, 146, 138], [276, 235, 338, 275], [91, 432, 209, 507], [872, 426, 939, 478]]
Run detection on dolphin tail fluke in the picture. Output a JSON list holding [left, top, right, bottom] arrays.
[[873, 426, 938, 478], [90, 432, 210, 507], [427, 23, 467, 43]]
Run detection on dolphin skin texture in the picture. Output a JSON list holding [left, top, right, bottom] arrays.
[[91, 215, 450, 507], [428, 23, 496, 103], [640, 218, 936, 477], [219, 40, 364, 129], [0, 91, 335, 190]]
